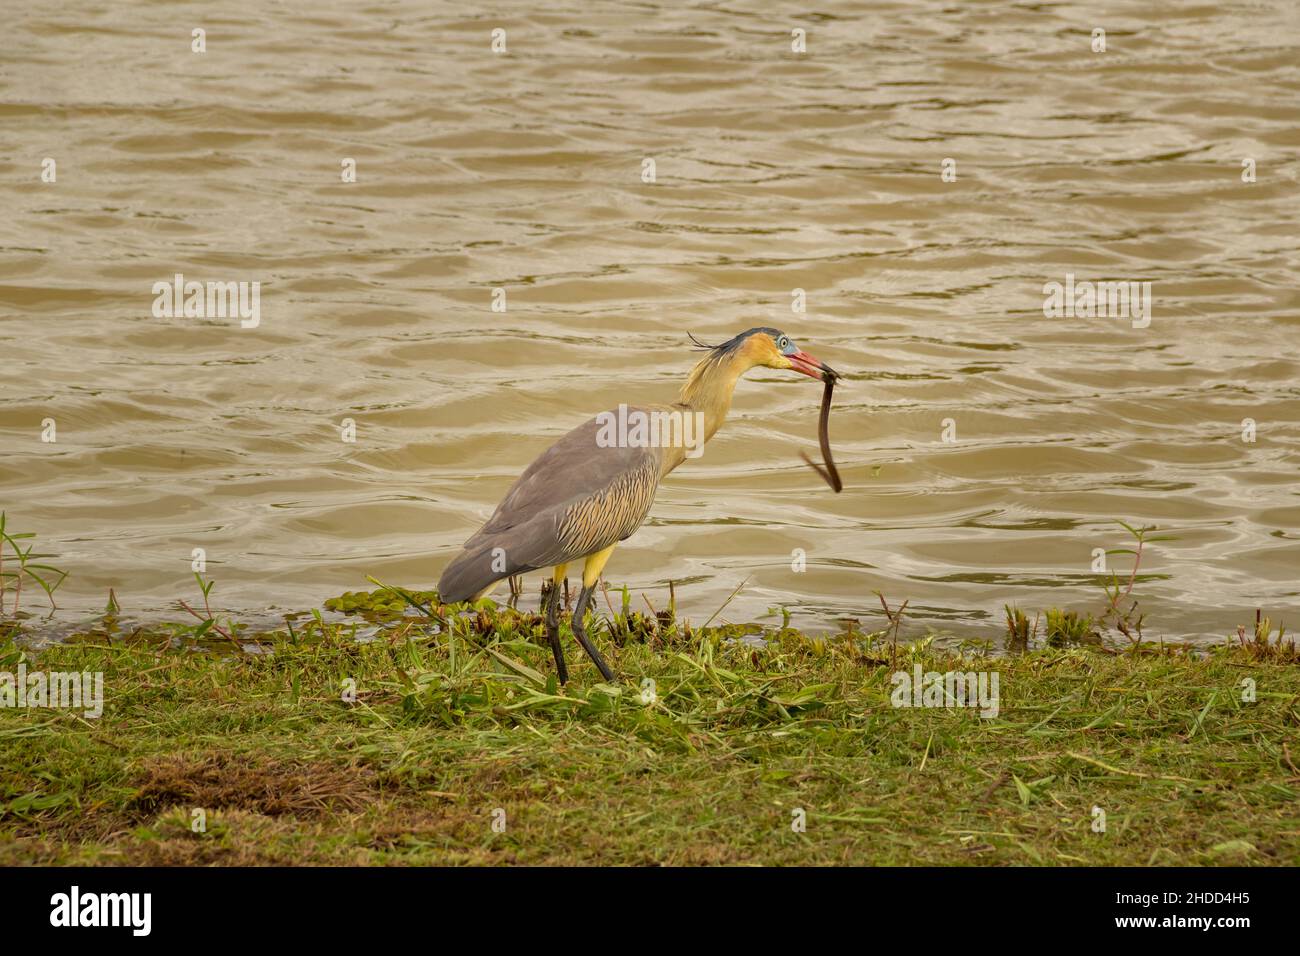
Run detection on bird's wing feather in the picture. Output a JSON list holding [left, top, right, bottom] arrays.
[[461, 409, 664, 566], [469, 415, 652, 533], [438, 406, 689, 601]]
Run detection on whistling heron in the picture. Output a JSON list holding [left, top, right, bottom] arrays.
[[437, 328, 839, 683]]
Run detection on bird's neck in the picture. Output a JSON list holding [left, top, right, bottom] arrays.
[[677, 352, 745, 445]]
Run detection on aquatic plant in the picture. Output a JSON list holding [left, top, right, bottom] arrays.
[[0, 512, 68, 620]]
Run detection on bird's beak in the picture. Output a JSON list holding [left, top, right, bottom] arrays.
[[788, 349, 839, 383]]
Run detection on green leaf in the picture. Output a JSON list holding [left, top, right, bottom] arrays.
[[486, 647, 547, 687], [1013, 774, 1032, 807], [1209, 840, 1255, 857]]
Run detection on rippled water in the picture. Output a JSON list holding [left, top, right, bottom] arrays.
[[2, 1, 1298, 644]]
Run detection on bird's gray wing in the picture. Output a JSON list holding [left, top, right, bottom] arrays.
[[438, 410, 663, 601]]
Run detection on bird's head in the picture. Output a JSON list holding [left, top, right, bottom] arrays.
[[691, 327, 839, 384]]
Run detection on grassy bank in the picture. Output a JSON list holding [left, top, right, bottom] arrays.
[[1, 586, 1297, 866]]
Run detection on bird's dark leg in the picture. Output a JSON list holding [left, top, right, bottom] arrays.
[[571, 584, 615, 682], [541, 579, 568, 685]]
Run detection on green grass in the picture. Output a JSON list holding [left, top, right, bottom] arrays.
[[1, 587, 1297, 866]]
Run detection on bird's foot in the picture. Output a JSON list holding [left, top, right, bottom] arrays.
[[540, 580, 569, 683], [572, 622, 616, 683]]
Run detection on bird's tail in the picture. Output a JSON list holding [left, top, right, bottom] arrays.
[[437, 542, 533, 604]]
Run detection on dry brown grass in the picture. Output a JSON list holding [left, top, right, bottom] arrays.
[[127, 753, 382, 819]]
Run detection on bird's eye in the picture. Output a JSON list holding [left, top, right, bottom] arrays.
[[778, 336, 789, 349]]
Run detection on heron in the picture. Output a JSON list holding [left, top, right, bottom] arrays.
[[437, 327, 839, 683]]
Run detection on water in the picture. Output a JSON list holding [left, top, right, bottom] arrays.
[[2, 1, 1298, 644]]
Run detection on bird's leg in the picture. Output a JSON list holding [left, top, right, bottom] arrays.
[[541, 579, 568, 685], [571, 584, 615, 682]]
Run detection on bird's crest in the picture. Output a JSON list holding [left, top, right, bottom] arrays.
[[686, 327, 783, 356], [686, 331, 718, 352]]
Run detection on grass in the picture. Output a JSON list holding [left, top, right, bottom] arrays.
[[2, 583, 1298, 866]]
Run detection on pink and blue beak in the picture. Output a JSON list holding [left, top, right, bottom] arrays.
[[789, 349, 839, 383]]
